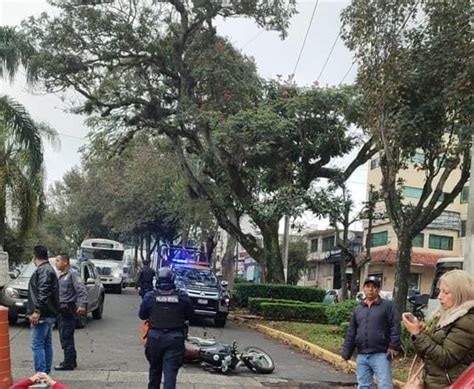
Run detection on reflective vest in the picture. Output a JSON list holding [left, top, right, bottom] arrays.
[[149, 290, 185, 330]]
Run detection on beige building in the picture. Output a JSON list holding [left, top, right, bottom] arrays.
[[363, 154, 469, 294], [299, 228, 363, 290]]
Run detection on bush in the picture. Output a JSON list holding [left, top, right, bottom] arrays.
[[248, 297, 315, 314], [235, 284, 326, 306], [401, 325, 415, 357], [259, 302, 327, 323], [325, 299, 359, 325]]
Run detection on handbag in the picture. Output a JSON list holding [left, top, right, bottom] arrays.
[[404, 355, 425, 389]]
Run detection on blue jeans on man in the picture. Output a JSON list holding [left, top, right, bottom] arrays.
[[356, 353, 393, 389], [145, 329, 185, 389], [31, 316, 56, 373]]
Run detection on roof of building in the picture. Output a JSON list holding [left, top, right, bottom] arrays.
[[363, 249, 446, 267]]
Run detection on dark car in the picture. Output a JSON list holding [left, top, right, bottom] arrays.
[[0, 258, 105, 328], [173, 264, 230, 327]]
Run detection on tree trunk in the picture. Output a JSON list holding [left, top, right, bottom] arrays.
[[133, 237, 139, 276], [139, 235, 144, 261], [350, 263, 361, 298], [222, 233, 237, 289], [260, 222, 284, 283], [393, 235, 413, 313], [145, 232, 152, 261], [340, 256, 348, 301], [0, 153, 6, 248]]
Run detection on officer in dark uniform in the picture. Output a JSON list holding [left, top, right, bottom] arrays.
[[136, 260, 156, 299], [139, 267, 194, 389], [54, 254, 88, 371]]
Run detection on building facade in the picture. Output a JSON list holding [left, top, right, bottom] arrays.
[[364, 154, 469, 294]]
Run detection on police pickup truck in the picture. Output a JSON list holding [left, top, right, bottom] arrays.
[[156, 245, 230, 327]]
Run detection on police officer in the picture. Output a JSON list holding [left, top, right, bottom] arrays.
[[139, 267, 194, 389], [54, 254, 88, 371], [136, 260, 156, 299]]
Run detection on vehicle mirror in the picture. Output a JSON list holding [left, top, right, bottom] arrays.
[[221, 280, 228, 287], [86, 278, 95, 285], [9, 272, 18, 279]]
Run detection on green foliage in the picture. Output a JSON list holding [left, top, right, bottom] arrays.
[[400, 325, 415, 357], [259, 302, 327, 323], [248, 297, 312, 314], [235, 284, 326, 306], [325, 300, 358, 325]]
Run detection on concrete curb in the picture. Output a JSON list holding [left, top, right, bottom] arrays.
[[253, 323, 406, 389]]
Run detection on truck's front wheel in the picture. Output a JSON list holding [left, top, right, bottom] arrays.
[[214, 315, 227, 328]]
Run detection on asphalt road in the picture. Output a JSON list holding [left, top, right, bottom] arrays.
[[9, 289, 356, 388]]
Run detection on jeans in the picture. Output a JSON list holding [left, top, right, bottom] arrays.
[[356, 353, 393, 389], [31, 316, 56, 373], [58, 306, 77, 366], [145, 330, 185, 389]]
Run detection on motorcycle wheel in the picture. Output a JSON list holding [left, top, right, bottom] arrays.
[[242, 346, 275, 374]]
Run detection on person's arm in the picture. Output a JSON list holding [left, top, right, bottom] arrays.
[[36, 267, 55, 314], [388, 303, 402, 351], [10, 378, 34, 389], [342, 310, 358, 360], [72, 272, 88, 308], [413, 320, 474, 369], [181, 294, 195, 321], [138, 292, 153, 320]]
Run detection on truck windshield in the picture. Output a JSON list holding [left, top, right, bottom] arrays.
[[174, 267, 217, 286], [82, 248, 123, 261], [430, 261, 463, 298]]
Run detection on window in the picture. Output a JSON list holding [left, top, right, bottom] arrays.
[[461, 220, 466, 237], [429, 234, 454, 251], [308, 267, 317, 281], [403, 186, 423, 199], [409, 273, 421, 292], [322, 236, 335, 252], [310, 238, 318, 253], [323, 264, 333, 277], [461, 186, 469, 204], [412, 234, 424, 248], [83, 265, 91, 281], [410, 152, 425, 165], [370, 158, 380, 170], [370, 231, 388, 247]]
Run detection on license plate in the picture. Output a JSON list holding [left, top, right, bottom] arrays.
[[197, 299, 208, 305]]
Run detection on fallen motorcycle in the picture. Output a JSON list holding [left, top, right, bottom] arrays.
[[184, 335, 275, 374]]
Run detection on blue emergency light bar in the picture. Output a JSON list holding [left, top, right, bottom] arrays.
[[158, 244, 210, 267]]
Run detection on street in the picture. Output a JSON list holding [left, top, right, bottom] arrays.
[[9, 289, 356, 388]]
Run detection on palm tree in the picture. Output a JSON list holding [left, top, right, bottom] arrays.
[[0, 26, 58, 247]]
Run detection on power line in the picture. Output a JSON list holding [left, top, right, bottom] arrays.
[[242, 30, 264, 49], [317, 31, 340, 82], [292, 0, 320, 79], [56, 132, 87, 141], [339, 61, 355, 85]]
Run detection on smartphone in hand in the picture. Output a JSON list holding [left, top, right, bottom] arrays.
[[403, 312, 417, 323]]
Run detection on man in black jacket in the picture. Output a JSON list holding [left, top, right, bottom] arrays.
[[27, 246, 60, 374], [136, 260, 156, 299], [342, 277, 401, 389]]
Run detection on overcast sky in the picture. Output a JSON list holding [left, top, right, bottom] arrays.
[[0, 0, 366, 229]]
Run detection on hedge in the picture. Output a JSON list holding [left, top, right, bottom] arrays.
[[325, 300, 359, 325], [235, 284, 326, 306], [250, 298, 360, 325], [259, 302, 327, 323], [248, 297, 311, 314]]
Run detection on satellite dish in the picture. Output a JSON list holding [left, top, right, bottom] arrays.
[[348, 232, 355, 240], [325, 251, 332, 259]]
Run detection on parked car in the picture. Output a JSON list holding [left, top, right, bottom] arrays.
[[0, 258, 105, 328], [323, 289, 339, 304]]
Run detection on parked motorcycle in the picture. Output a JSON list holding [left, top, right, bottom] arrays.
[[184, 335, 275, 374]]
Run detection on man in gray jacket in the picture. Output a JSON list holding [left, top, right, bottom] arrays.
[[54, 254, 88, 371], [342, 277, 401, 389]]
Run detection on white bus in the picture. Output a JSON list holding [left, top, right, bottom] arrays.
[[426, 257, 463, 316], [80, 238, 125, 293]]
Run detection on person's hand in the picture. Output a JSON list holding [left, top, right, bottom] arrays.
[[30, 312, 41, 326], [402, 313, 423, 335], [28, 372, 44, 383], [37, 373, 56, 386], [387, 348, 399, 359], [77, 306, 86, 316]]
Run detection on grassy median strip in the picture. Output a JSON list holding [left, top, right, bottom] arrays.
[[264, 321, 410, 382]]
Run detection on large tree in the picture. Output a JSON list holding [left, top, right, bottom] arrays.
[[342, 0, 472, 311], [22, 1, 375, 281]]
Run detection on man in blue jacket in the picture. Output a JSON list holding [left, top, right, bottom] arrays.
[[342, 277, 401, 389]]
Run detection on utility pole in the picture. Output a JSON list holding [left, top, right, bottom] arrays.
[[282, 215, 290, 283], [464, 135, 474, 275]]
